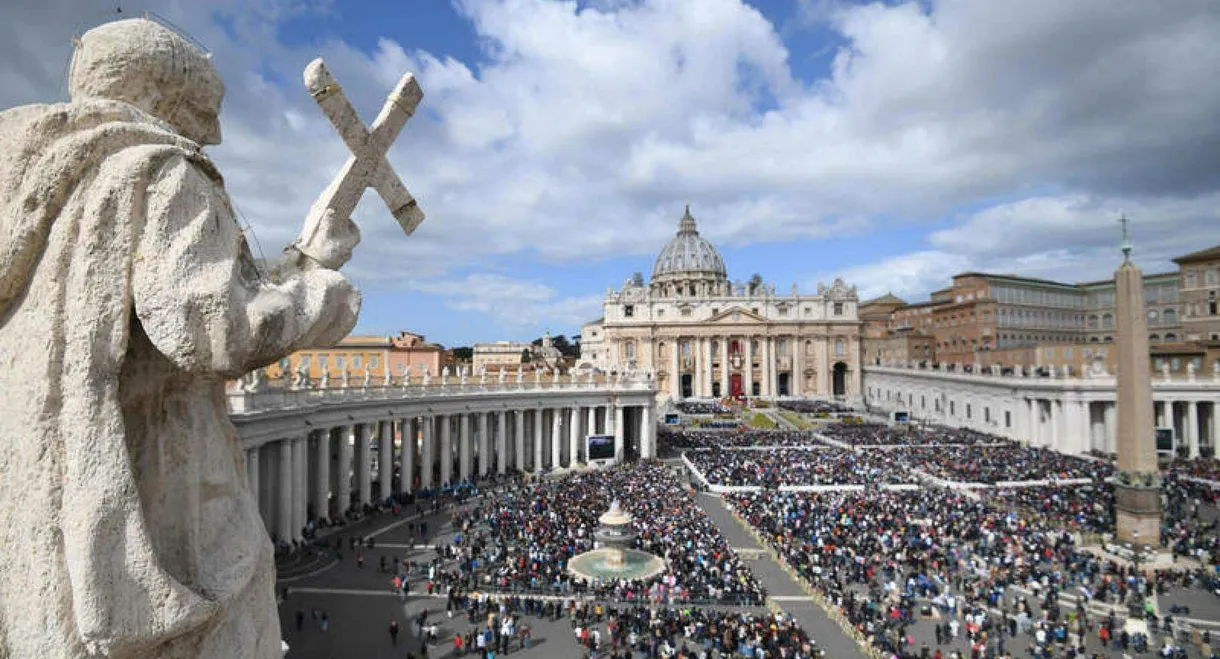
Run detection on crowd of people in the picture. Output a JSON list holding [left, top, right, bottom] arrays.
[[727, 488, 1220, 659], [777, 400, 853, 415], [687, 447, 914, 487], [676, 400, 734, 415], [1170, 458, 1220, 483], [986, 484, 1116, 534], [892, 445, 1114, 484], [660, 428, 818, 449], [819, 424, 1005, 448], [444, 461, 767, 606]]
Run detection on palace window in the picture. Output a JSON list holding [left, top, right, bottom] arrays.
[[1163, 308, 1176, 324], [680, 307, 692, 317], [657, 309, 665, 317], [352, 355, 362, 369], [318, 354, 329, 369], [1005, 411, 1012, 428], [624, 305, 634, 317], [369, 356, 379, 369], [624, 341, 636, 360], [778, 306, 789, 317], [833, 302, 844, 316], [300, 355, 311, 369], [335, 355, 346, 369], [1186, 272, 1197, 288]]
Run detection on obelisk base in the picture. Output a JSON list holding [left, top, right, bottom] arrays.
[[1115, 481, 1161, 545]]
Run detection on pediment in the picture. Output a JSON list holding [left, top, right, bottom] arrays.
[[708, 307, 766, 323]]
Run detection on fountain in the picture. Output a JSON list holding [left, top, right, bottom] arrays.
[[567, 501, 666, 582]]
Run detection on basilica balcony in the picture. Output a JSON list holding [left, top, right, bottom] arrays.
[[777, 356, 792, 371]]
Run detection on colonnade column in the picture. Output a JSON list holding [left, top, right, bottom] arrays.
[[1156, 400, 1167, 428], [459, 413, 472, 482], [702, 338, 714, 397], [478, 412, 490, 477], [514, 411, 526, 471], [246, 447, 260, 505], [277, 439, 293, 542], [588, 405, 598, 437], [1049, 400, 1061, 451], [295, 436, 308, 538], [356, 424, 372, 507], [497, 411, 508, 474], [400, 418, 415, 496], [421, 417, 435, 490], [378, 421, 392, 504], [1077, 401, 1091, 456], [314, 430, 330, 520], [533, 409, 544, 472], [569, 407, 581, 466], [1188, 401, 1201, 458], [337, 426, 353, 517], [440, 415, 453, 486]]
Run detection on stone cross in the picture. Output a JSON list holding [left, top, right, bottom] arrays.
[[294, 59, 424, 264]]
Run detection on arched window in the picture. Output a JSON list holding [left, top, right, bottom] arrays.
[[625, 341, 636, 360], [1102, 313, 1113, 329], [834, 338, 846, 356], [1149, 335, 1160, 343], [1163, 308, 1176, 324], [1164, 333, 1177, 342]]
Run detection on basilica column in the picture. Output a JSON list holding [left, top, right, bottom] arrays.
[[614, 403, 625, 462], [703, 338, 714, 397], [588, 404, 598, 437], [355, 424, 372, 507], [792, 336, 803, 397], [497, 411, 508, 474], [336, 426, 354, 516], [1188, 401, 1201, 458], [640, 404, 655, 459], [818, 337, 831, 395], [671, 337, 682, 401], [1104, 403, 1118, 454], [1155, 400, 1167, 428], [420, 416, 435, 490], [720, 338, 730, 397], [761, 336, 772, 398], [531, 410, 541, 471], [743, 337, 754, 397], [478, 412, 490, 477], [277, 439, 293, 542], [378, 421, 392, 503], [515, 410, 526, 471], [1049, 400, 1061, 451], [440, 415, 453, 486]]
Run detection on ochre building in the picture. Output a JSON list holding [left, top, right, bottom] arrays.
[[580, 207, 862, 402]]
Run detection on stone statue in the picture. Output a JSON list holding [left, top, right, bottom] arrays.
[[535, 367, 543, 383], [516, 367, 524, 384], [341, 361, 352, 388], [498, 368, 507, 384], [423, 367, 432, 387], [1187, 360, 1197, 381], [401, 365, 412, 388], [1161, 362, 1171, 381], [292, 361, 310, 390], [0, 18, 375, 659], [320, 368, 331, 389], [479, 369, 488, 386], [1014, 365, 1024, 377], [362, 366, 373, 389]]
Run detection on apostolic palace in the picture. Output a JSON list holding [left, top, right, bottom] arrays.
[[580, 206, 863, 402]]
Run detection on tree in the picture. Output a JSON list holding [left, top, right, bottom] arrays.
[[450, 346, 473, 361], [748, 273, 764, 295], [520, 348, 532, 363]]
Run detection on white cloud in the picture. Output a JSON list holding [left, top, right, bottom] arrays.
[[4, 0, 1220, 339], [408, 273, 605, 330]]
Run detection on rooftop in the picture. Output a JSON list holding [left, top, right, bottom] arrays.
[[1172, 244, 1220, 264]]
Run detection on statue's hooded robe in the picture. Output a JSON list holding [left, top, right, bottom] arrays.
[[0, 98, 359, 656]]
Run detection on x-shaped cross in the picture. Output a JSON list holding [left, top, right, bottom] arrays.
[[295, 57, 425, 258]]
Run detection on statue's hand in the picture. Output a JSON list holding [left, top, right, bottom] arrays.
[[293, 207, 360, 270]]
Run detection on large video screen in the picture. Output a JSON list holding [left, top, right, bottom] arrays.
[[1155, 427, 1175, 454], [587, 434, 615, 460]]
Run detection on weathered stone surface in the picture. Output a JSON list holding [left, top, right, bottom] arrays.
[[0, 18, 362, 659]]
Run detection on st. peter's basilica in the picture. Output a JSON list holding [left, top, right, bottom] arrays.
[[580, 207, 863, 403]]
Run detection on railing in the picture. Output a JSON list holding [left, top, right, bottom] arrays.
[[867, 361, 1220, 385], [228, 373, 656, 414]]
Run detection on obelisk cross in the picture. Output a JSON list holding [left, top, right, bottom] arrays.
[[295, 57, 425, 260], [1119, 214, 1132, 261]]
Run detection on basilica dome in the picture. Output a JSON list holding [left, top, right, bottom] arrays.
[[651, 206, 727, 284]]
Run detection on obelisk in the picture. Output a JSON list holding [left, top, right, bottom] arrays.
[[1113, 217, 1162, 544]]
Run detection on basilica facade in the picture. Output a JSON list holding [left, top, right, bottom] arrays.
[[580, 207, 863, 402]]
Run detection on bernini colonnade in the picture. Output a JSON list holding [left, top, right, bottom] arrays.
[[229, 374, 656, 543]]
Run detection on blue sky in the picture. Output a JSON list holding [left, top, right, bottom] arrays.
[[5, 0, 1220, 347]]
